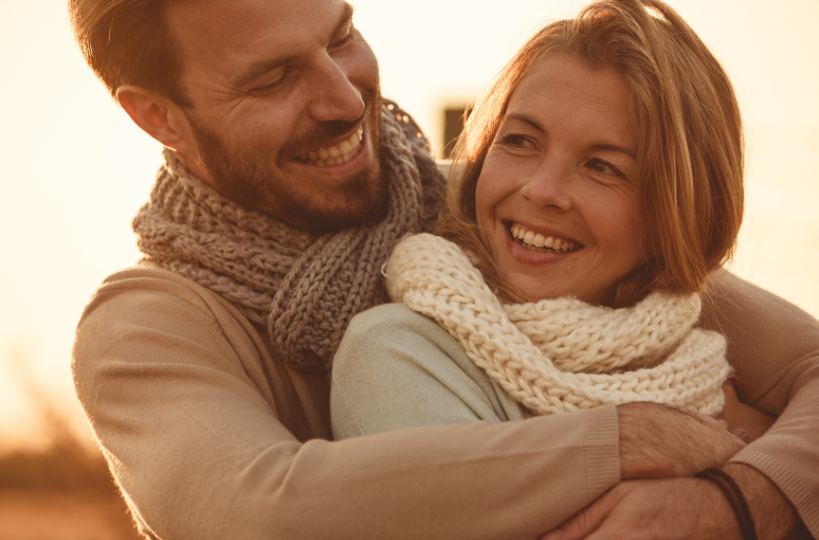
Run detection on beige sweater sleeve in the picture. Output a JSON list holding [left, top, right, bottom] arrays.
[[702, 270, 819, 536], [72, 265, 620, 540]]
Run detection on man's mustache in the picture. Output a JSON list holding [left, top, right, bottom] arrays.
[[282, 90, 378, 157]]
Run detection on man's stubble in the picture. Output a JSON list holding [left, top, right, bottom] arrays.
[[185, 91, 388, 232]]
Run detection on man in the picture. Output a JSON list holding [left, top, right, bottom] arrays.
[[70, 0, 817, 538]]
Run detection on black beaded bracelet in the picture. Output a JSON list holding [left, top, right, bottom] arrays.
[[695, 468, 758, 540]]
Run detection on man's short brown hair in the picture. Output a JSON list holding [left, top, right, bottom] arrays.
[[70, 0, 192, 106]]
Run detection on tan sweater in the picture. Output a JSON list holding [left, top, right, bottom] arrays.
[[72, 262, 819, 539]]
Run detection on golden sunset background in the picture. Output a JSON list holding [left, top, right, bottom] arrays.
[[0, 0, 818, 535]]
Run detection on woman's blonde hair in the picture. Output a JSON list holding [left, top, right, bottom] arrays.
[[438, 0, 744, 307]]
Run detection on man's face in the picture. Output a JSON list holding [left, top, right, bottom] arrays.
[[166, 0, 384, 231]]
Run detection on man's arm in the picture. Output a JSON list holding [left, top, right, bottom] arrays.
[[75, 266, 623, 539], [542, 271, 819, 540], [706, 271, 819, 537], [540, 465, 809, 540], [75, 266, 748, 540]]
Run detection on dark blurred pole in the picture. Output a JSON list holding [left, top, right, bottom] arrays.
[[443, 106, 472, 159]]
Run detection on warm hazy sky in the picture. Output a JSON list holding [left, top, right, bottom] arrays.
[[1, 0, 818, 448]]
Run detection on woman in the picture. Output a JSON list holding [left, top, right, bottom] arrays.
[[332, 0, 752, 434]]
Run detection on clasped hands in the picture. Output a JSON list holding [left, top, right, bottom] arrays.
[[540, 382, 803, 540]]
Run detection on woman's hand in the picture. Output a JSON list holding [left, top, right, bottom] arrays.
[[719, 380, 777, 441]]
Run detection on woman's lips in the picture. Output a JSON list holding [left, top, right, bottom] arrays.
[[507, 221, 582, 253]]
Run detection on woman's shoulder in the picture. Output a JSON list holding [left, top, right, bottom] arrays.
[[334, 303, 530, 426], [335, 303, 461, 386], [339, 303, 469, 362], [345, 303, 443, 336]]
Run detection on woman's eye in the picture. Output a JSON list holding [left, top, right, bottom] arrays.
[[498, 133, 535, 150], [586, 158, 623, 178]]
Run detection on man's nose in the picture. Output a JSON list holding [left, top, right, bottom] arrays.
[[519, 156, 574, 210], [307, 56, 365, 123]]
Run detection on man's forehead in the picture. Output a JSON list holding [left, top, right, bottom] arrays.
[[165, 0, 351, 77]]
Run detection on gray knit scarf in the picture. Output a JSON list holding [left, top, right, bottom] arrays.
[[133, 103, 445, 371]]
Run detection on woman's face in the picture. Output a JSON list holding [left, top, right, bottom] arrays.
[[475, 55, 643, 305]]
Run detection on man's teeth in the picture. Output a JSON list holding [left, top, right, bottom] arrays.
[[298, 127, 364, 167], [510, 223, 579, 252]]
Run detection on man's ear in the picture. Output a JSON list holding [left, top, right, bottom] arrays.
[[116, 85, 208, 179], [116, 85, 193, 152]]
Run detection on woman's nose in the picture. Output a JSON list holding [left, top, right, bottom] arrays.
[[519, 157, 574, 210]]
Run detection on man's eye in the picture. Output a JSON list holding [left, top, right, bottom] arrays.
[[250, 71, 291, 95], [331, 22, 355, 48]]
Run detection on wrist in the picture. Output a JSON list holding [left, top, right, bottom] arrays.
[[692, 474, 744, 540], [696, 468, 756, 540], [721, 463, 805, 540]]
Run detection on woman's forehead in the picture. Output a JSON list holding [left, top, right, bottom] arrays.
[[504, 55, 636, 151]]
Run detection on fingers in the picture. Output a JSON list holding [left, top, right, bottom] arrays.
[[618, 402, 745, 479], [722, 380, 739, 401], [731, 428, 751, 444], [540, 485, 629, 540]]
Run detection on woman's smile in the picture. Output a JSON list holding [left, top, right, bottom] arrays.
[[508, 222, 581, 253], [475, 54, 644, 305]]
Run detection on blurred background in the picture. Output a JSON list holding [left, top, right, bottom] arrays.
[[1, 0, 817, 537]]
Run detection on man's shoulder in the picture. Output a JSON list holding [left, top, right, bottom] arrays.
[[73, 260, 274, 389], [89, 260, 228, 309], [77, 260, 257, 345]]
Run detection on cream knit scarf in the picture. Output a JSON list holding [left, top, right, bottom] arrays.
[[386, 233, 730, 416], [133, 104, 444, 371]]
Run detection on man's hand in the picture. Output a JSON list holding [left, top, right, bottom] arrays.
[[719, 381, 777, 441], [618, 402, 745, 479], [540, 477, 741, 540], [540, 465, 808, 540]]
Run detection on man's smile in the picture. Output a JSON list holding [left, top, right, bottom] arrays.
[[295, 126, 364, 167]]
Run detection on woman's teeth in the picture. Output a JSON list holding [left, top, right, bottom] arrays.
[[297, 127, 364, 167], [510, 223, 579, 252]]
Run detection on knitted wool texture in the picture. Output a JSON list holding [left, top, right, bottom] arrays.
[[386, 233, 730, 416], [133, 104, 445, 371]]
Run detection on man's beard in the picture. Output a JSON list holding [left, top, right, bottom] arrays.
[[186, 92, 388, 232]]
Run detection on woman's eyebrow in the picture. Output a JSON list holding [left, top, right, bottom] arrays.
[[503, 113, 544, 133], [504, 113, 635, 157], [233, 2, 355, 89], [591, 143, 636, 158]]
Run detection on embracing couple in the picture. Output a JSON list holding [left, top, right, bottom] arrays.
[[70, 0, 818, 538]]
